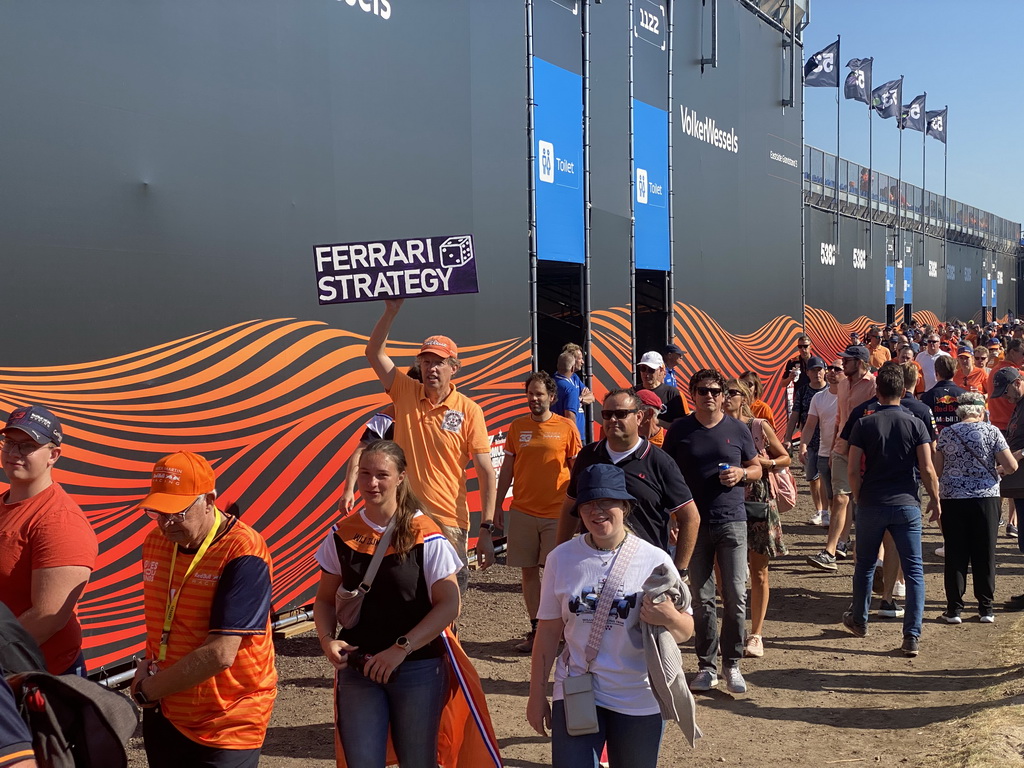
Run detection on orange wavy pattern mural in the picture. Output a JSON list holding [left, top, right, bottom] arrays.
[[0, 319, 531, 673]]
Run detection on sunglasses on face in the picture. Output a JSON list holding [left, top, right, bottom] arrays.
[[826, 366, 843, 372], [726, 389, 744, 398], [797, 344, 810, 349], [695, 387, 723, 397], [601, 408, 638, 420]]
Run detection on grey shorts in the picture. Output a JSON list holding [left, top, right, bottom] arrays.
[[830, 452, 852, 496], [816, 455, 833, 501]]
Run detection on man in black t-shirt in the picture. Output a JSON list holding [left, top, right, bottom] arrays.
[[637, 351, 687, 427], [555, 388, 699, 562], [843, 365, 940, 658], [919, 355, 965, 434], [781, 335, 813, 400], [663, 369, 761, 695]]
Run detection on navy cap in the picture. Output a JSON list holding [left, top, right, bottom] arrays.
[[572, 464, 636, 516], [993, 367, 1021, 399], [806, 356, 825, 370], [3, 405, 63, 446], [663, 343, 685, 356], [839, 345, 870, 363]]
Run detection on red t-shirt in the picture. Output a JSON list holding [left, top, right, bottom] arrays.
[[0, 483, 97, 673]]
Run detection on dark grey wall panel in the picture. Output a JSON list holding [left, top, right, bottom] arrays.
[[805, 208, 883, 321], [671, 0, 803, 330], [0, 0, 528, 364]]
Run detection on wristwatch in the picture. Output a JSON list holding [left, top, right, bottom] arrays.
[[395, 636, 412, 655], [133, 679, 153, 707], [677, 567, 689, 580], [479, 522, 494, 532]]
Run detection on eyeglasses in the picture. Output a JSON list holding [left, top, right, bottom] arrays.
[[695, 387, 723, 397], [726, 389, 744, 398], [826, 365, 843, 372], [143, 495, 203, 525], [601, 409, 638, 420], [0, 438, 51, 457]]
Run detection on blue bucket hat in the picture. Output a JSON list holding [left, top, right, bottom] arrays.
[[572, 464, 636, 516]]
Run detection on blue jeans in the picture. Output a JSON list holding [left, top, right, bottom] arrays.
[[551, 701, 664, 768], [851, 504, 925, 637], [335, 656, 448, 768], [689, 520, 747, 671], [1014, 499, 1024, 554]]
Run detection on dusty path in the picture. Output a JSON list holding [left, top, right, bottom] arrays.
[[126, 483, 1024, 766]]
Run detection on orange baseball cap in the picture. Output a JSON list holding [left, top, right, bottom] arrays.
[[419, 335, 458, 359], [137, 451, 216, 514]]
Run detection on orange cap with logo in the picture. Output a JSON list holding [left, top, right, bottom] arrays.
[[137, 451, 216, 515], [419, 335, 458, 359]]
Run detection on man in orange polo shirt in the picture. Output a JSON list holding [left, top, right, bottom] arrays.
[[494, 372, 581, 653], [865, 327, 891, 370], [366, 299, 497, 589], [132, 452, 277, 768], [953, 344, 989, 395]]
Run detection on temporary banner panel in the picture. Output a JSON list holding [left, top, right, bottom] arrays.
[[534, 58, 584, 263], [885, 266, 896, 305], [633, 100, 670, 270], [315, 234, 477, 304], [904, 270, 913, 304]]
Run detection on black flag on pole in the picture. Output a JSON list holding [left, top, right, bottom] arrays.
[[844, 57, 873, 104], [901, 94, 927, 132], [871, 78, 902, 120], [927, 108, 947, 144], [805, 39, 840, 87]]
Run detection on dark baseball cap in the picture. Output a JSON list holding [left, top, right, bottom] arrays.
[[806, 356, 825, 370], [993, 367, 1021, 399], [663, 343, 685, 356], [839, 345, 870, 363], [3, 405, 63, 446]]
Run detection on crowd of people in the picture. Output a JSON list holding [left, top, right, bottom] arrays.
[[3, 307, 1024, 768]]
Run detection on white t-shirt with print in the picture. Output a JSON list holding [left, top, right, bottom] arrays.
[[537, 534, 677, 716], [314, 510, 462, 588]]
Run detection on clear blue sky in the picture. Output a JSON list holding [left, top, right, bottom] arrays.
[[802, 1, 1023, 226]]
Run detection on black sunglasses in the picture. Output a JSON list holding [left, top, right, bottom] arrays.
[[601, 408, 638, 420], [826, 365, 843, 372], [797, 344, 810, 349], [695, 386, 723, 397], [725, 389, 744, 397]]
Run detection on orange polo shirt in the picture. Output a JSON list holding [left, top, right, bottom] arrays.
[[868, 345, 891, 369], [953, 367, 989, 395], [389, 371, 490, 529], [505, 414, 581, 518]]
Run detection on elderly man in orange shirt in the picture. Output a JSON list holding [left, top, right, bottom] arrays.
[[366, 299, 497, 590]]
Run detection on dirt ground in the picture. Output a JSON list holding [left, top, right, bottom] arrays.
[[125, 473, 1024, 767]]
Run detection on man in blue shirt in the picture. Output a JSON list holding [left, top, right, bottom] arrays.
[[553, 351, 583, 437], [843, 365, 940, 658]]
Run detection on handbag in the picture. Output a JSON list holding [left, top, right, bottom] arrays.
[[562, 533, 640, 736], [745, 473, 771, 522], [750, 418, 797, 513], [334, 514, 398, 629]]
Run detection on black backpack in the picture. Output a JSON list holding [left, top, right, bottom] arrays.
[[0, 601, 46, 675], [0, 601, 138, 767]]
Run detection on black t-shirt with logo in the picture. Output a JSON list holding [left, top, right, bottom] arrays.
[[919, 380, 967, 434], [848, 405, 931, 507], [645, 383, 686, 423]]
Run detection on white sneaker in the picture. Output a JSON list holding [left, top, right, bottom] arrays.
[[723, 666, 747, 694], [689, 669, 719, 691], [935, 546, 945, 558], [808, 510, 823, 526], [893, 580, 906, 598], [820, 510, 831, 527], [980, 613, 995, 624]]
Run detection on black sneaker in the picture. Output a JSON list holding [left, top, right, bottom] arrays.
[[1005, 594, 1024, 611], [901, 635, 920, 657], [835, 540, 851, 559], [807, 550, 838, 571], [842, 611, 868, 637]]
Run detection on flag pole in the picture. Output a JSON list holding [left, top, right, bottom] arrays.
[[868, 98, 873, 263], [942, 105, 948, 268], [921, 91, 926, 268]]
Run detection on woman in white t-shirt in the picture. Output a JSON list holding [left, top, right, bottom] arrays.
[[527, 464, 693, 768]]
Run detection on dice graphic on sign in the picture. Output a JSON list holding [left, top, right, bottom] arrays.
[[439, 236, 474, 269], [636, 168, 648, 204], [538, 141, 554, 183]]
